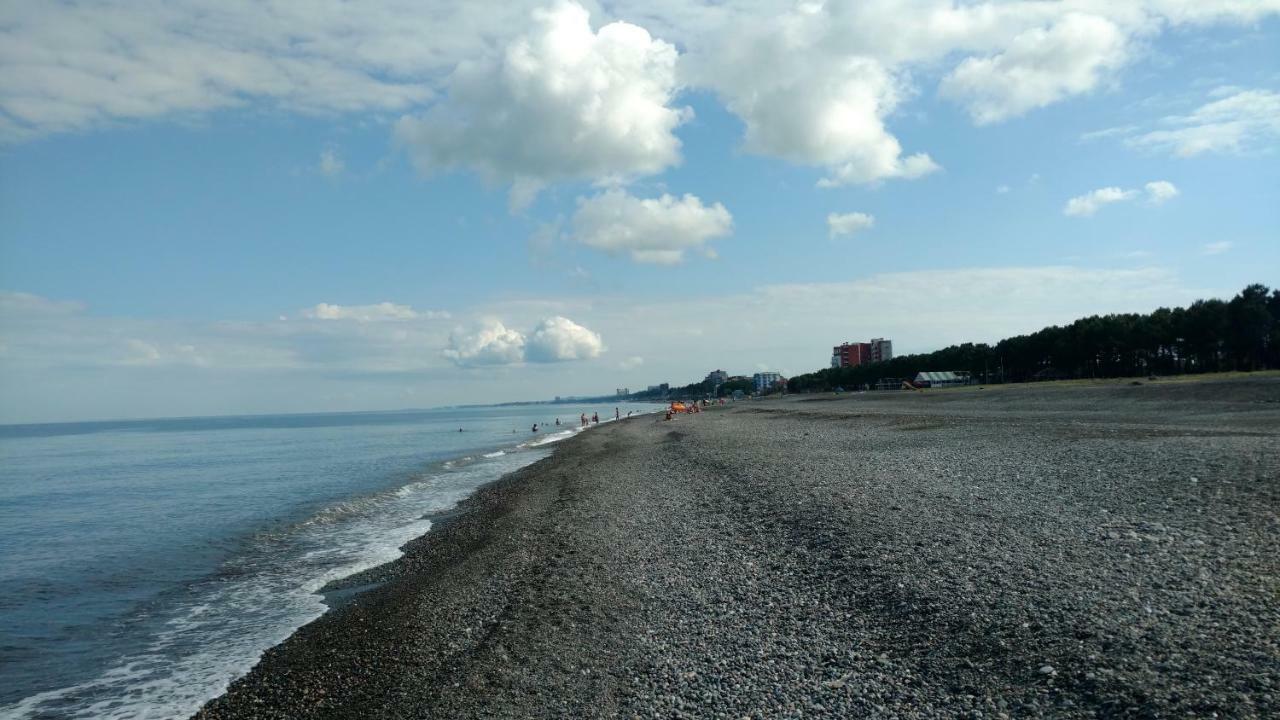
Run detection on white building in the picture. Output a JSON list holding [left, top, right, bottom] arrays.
[[753, 372, 783, 392], [870, 338, 893, 363]]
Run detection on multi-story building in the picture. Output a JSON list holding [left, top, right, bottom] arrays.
[[616, 388, 630, 397], [832, 338, 893, 367], [869, 338, 893, 363], [705, 369, 728, 386], [753, 372, 783, 393]]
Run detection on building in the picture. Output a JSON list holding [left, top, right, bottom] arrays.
[[831, 342, 869, 368], [913, 371, 970, 388], [753, 371, 784, 393], [869, 338, 893, 363], [831, 338, 893, 368], [615, 388, 630, 397], [705, 369, 728, 386]]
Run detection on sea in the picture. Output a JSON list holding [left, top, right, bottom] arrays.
[[0, 401, 658, 719]]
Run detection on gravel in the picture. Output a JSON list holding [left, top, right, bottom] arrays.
[[194, 375, 1280, 719]]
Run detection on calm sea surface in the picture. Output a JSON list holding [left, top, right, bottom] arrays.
[[0, 402, 657, 719]]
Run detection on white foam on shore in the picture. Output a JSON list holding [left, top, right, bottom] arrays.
[[0, 449, 548, 720]]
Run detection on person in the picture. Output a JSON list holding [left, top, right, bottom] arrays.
[[592, 412, 599, 424], [458, 428, 463, 432], [614, 407, 620, 420], [555, 417, 560, 426], [581, 413, 588, 427], [532, 423, 538, 433]]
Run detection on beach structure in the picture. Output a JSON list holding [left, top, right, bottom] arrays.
[[874, 377, 904, 391], [831, 338, 893, 368], [914, 371, 970, 388]]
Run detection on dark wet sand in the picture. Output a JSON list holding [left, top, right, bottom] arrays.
[[195, 375, 1280, 719]]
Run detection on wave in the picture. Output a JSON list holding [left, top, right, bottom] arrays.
[[0, 449, 546, 720]]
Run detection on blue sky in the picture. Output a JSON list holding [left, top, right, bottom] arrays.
[[1, 1, 1278, 423]]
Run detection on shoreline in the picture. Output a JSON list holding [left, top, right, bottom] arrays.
[[195, 378, 1280, 718]]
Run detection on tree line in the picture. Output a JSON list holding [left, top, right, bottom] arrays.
[[786, 283, 1279, 393]]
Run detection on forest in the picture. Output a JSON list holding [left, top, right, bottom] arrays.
[[782, 283, 1278, 393]]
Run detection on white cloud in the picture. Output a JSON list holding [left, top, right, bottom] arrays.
[[3, 1, 1278, 151], [1064, 179, 1179, 216], [1144, 180, 1179, 204], [318, 146, 345, 177], [1129, 88, 1280, 157], [442, 319, 527, 367], [827, 212, 875, 239], [122, 339, 209, 367], [303, 302, 448, 322], [442, 314, 603, 366], [618, 355, 644, 370], [940, 13, 1129, 125], [526, 316, 603, 362], [996, 184, 1011, 194], [1202, 241, 1233, 255], [1063, 186, 1138, 217], [569, 188, 732, 264], [689, 9, 939, 186], [394, 1, 686, 206]]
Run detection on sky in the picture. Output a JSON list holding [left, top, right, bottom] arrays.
[[1, 0, 1278, 424]]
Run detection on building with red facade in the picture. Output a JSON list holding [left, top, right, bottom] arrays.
[[831, 338, 893, 368]]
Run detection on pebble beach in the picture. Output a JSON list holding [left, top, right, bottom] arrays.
[[195, 375, 1280, 719]]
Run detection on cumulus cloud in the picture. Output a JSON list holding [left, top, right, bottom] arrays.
[[1064, 180, 1178, 216], [526, 316, 604, 362], [1128, 88, 1280, 157], [442, 319, 527, 367], [940, 13, 1129, 125], [570, 189, 732, 264], [302, 302, 449, 322], [394, 2, 686, 206], [4, 1, 1279, 151], [689, 7, 938, 186], [1144, 180, 1179, 204], [827, 212, 875, 239], [443, 315, 603, 366]]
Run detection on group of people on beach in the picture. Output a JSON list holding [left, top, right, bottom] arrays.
[[664, 398, 711, 421], [519, 407, 632, 434]]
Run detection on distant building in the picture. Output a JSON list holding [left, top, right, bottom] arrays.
[[869, 338, 893, 363], [831, 342, 868, 368], [833, 338, 893, 368], [616, 388, 630, 397], [705, 369, 728, 386], [753, 371, 784, 393], [914, 371, 970, 388]]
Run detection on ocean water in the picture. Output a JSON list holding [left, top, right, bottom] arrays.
[[0, 402, 657, 719]]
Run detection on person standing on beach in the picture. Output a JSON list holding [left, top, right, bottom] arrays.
[[592, 412, 599, 424], [614, 407, 620, 421], [581, 413, 588, 427]]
